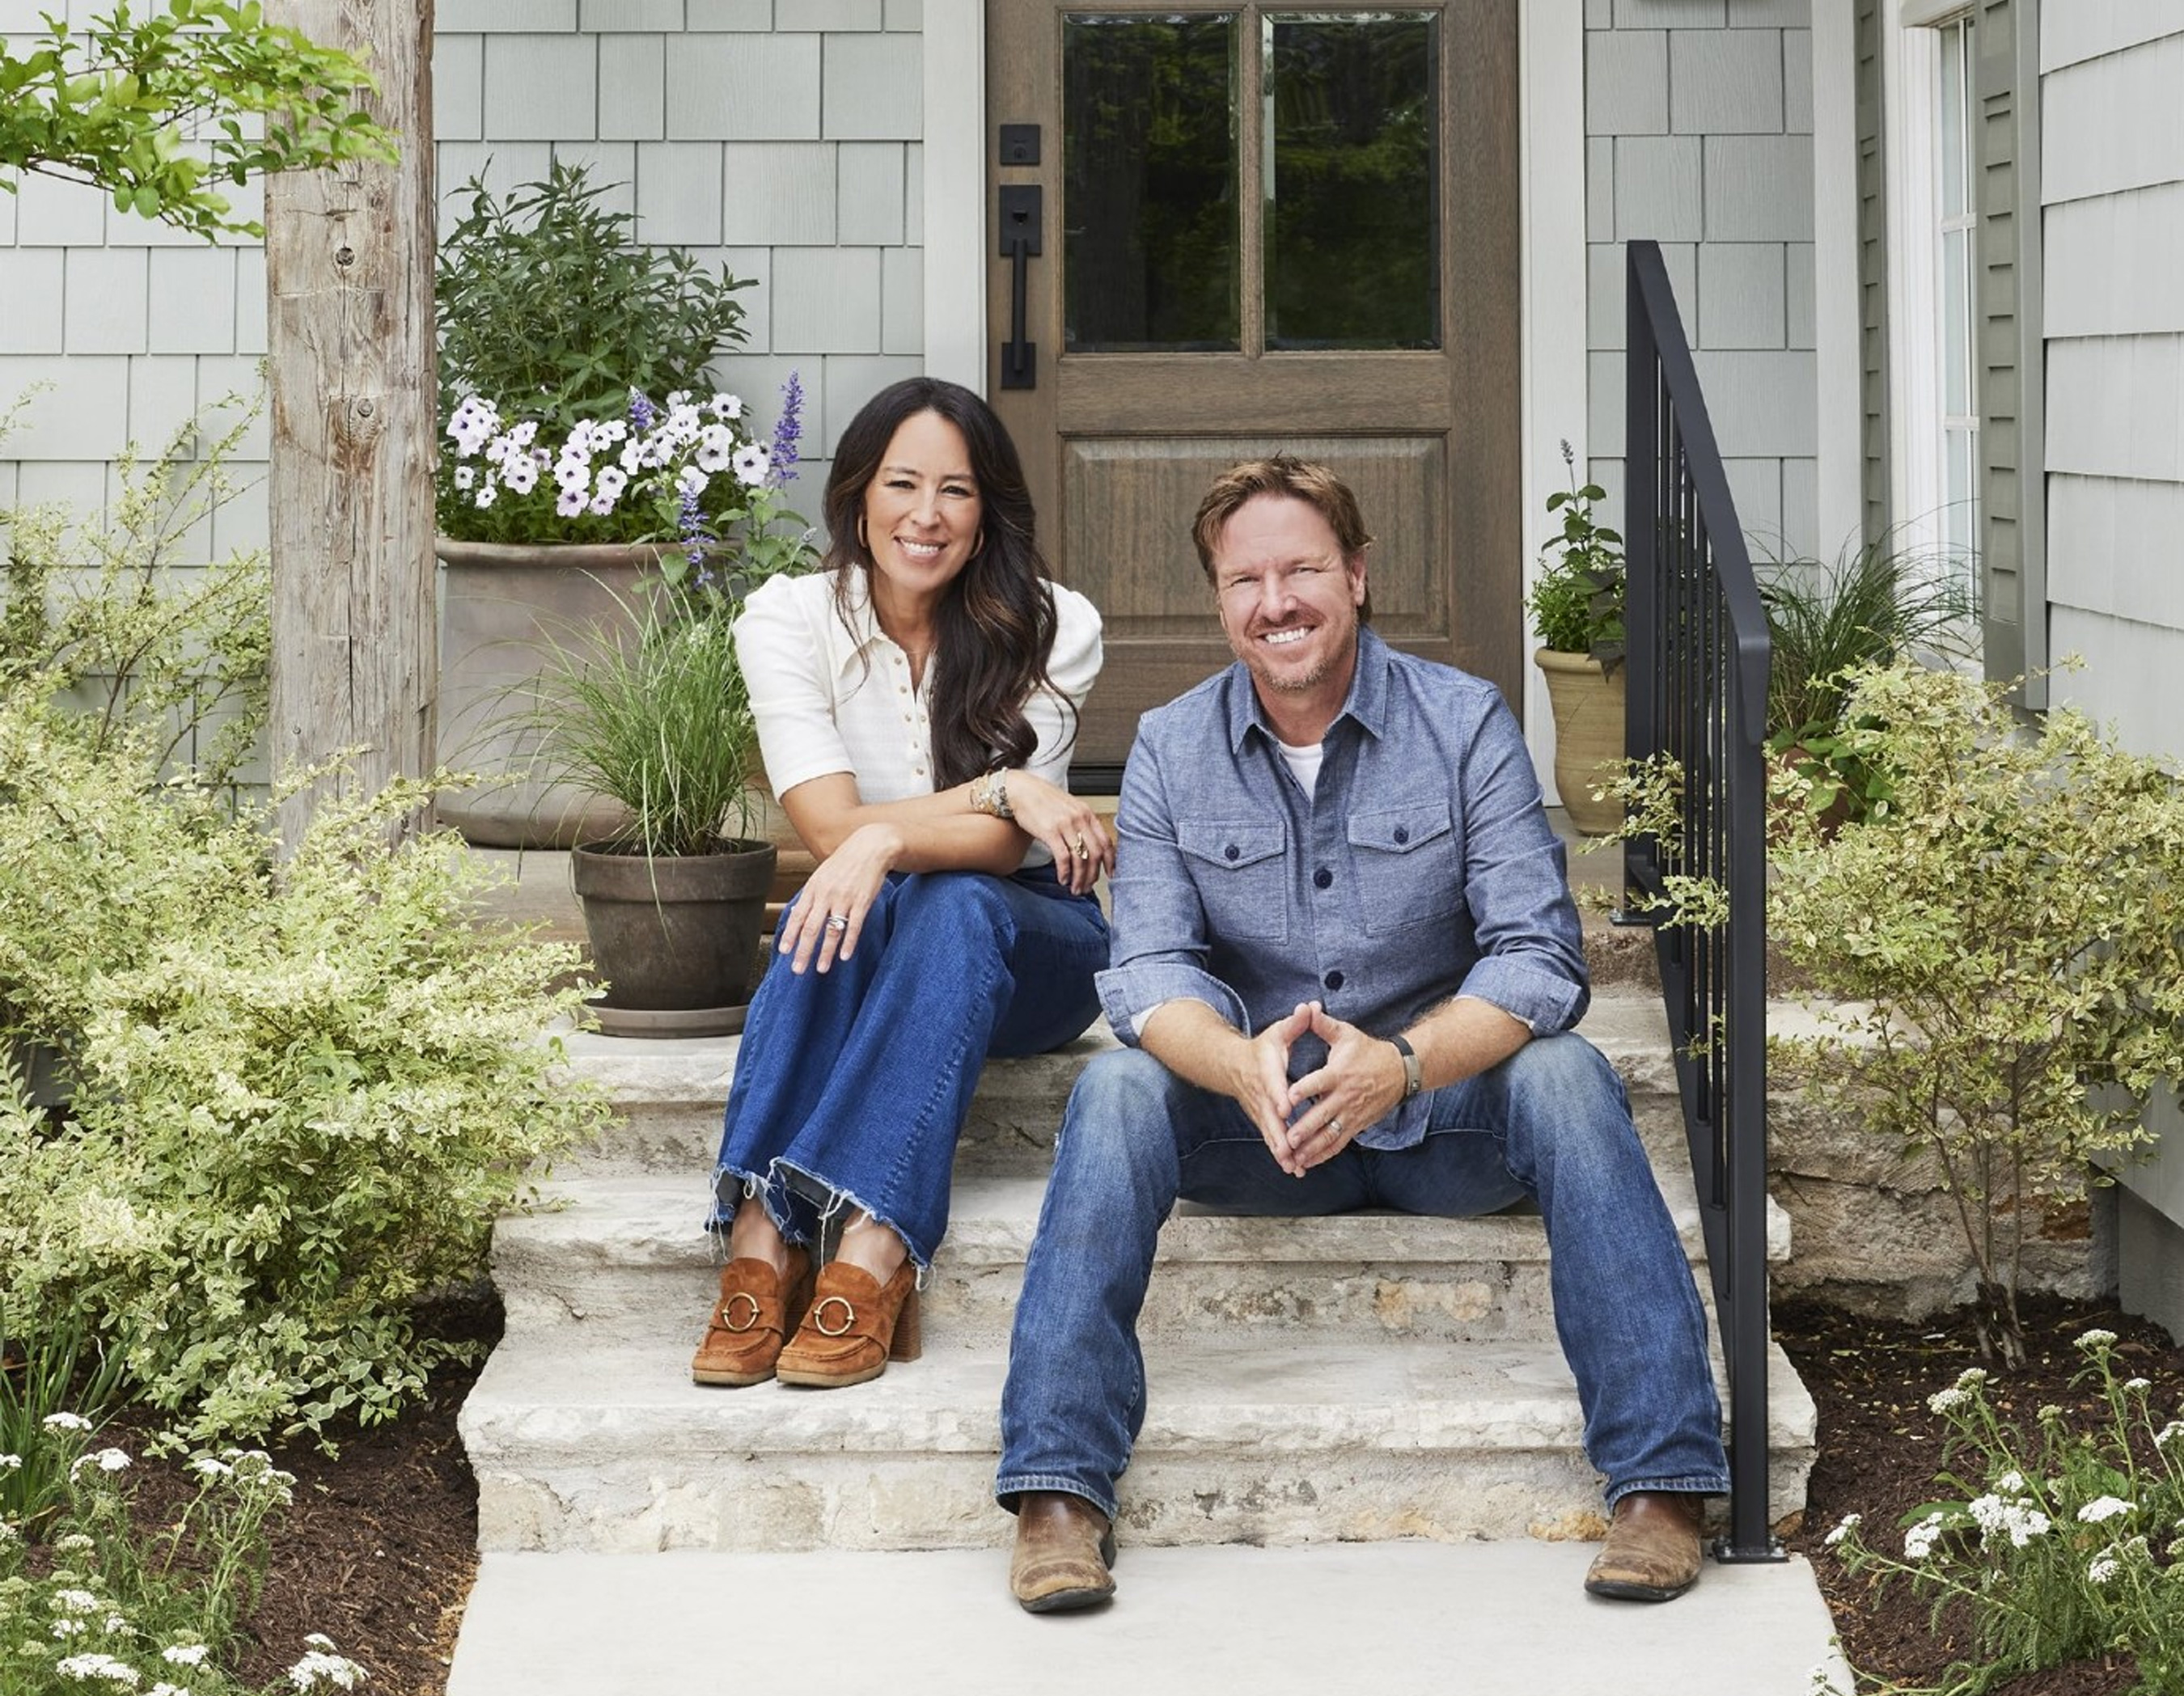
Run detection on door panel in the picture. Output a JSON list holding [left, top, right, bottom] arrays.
[[991, 2, 1519, 772]]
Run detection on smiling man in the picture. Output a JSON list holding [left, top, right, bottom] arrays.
[[993, 456, 1730, 1613]]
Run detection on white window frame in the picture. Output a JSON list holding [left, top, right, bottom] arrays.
[[1884, 2, 1979, 577]]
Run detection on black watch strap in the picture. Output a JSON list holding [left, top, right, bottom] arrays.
[[1389, 1033, 1422, 1100]]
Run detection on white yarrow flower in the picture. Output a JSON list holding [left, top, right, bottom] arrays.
[[55, 1652, 142, 1685], [2089, 1552, 2121, 1584], [1995, 1470, 2025, 1494], [1903, 1511, 1948, 1560], [0, 1453, 21, 1471], [163, 1645, 210, 1667], [2078, 1495, 2133, 1524], [2075, 1328, 2118, 1351], [44, 1411, 94, 1432], [288, 1644, 367, 1690], [56, 1588, 101, 1613], [1823, 1513, 1860, 1546]]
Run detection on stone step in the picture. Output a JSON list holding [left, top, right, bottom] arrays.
[[459, 1331, 1816, 1554], [552, 986, 1699, 1178], [493, 1165, 1789, 1347]]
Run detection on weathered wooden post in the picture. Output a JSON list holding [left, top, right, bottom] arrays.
[[265, 1, 436, 852]]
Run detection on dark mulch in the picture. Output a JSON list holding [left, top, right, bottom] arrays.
[[1777, 1292, 2184, 1695], [107, 1293, 500, 1696], [83, 1289, 2184, 1695]]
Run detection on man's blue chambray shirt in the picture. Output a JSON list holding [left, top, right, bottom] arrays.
[[1095, 625, 1590, 1151]]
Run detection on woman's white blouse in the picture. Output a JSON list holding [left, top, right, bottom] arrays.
[[732, 569, 1103, 819]]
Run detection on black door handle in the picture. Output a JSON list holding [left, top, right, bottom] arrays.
[[998, 184, 1043, 391]]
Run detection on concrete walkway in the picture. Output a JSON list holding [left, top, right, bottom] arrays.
[[447, 1542, 1852, 1695]]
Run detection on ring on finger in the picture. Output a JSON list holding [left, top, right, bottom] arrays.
[[1328, 1115, 1344, 1137], [1070, 833, 1090, 859], [824, 914, 849, 933]]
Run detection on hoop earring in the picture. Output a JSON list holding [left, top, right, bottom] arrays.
[[972, 528, 986, 558], [856, 513, 870, 556]]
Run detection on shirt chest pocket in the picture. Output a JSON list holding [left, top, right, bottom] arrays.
[[1178, 820, 1289, 942], [1348, 803, 1461, 935]]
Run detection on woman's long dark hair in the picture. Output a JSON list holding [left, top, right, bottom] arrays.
[[823, 378, 1073, 789]]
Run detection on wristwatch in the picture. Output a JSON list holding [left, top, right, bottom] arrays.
[[1388, 1033, 1422, 1100]]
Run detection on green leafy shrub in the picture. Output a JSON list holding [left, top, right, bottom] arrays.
[[1757, 532, 1976, 825], [1, 1406, 367, 1694], [436, 160, 751, 450], [1610, 660, 2184, 1368], [1, 387, 270, 793], [1526, 440, 1625, 670], [0, 688, 607, 1442], [1825, 1330, 2184, 1694]]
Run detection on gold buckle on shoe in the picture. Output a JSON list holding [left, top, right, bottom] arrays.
[[812, 1295, 857, 1336], [717, 1292, 762, 1332]]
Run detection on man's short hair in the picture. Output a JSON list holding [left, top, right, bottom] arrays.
[[1191, 456, 1375, 622]]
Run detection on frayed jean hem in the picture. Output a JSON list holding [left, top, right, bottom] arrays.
[[1603, 1473, 1730, 1509], [994, 1474, 1118, 1524]]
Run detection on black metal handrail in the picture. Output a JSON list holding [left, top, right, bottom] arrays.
[[1621, 240, 1780, 1562]]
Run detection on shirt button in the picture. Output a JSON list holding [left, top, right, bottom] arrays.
[[1393, 826, 1410, 845], [1224, 844, 1239, 861], [1313, 867, 1332, 890], [1323, 970, 1344, 992]]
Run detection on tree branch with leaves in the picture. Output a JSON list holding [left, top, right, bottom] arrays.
[[0, 0, 396, 241]]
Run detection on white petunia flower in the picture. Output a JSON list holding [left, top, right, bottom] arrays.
[[710, 392, 745, 421], [453, 466, 475, 491], [732, 442, 771, 487], [502, 458, 540, 496], [2078, 1496, 2133, 1524], [695, 424, 734, 472]]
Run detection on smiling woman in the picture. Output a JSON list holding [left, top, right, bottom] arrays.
[[690, 379, 1115, 1393]]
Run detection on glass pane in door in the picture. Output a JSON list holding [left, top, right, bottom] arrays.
[[1064, 14, 1241, 352], [1264, 11, 1439, 350]]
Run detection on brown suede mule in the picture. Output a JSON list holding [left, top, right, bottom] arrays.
[[1583, 1491, 1707, 1601], [691, 1247, 815, 1387], [774, 1258, 921, 1389], [1009, 1492, 1116, 1614]]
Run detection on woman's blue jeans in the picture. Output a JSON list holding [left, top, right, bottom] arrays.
[[995, 1034, 1731, 1519], [711, 867, 1107, 1269]]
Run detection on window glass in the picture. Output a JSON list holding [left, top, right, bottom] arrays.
[[1064, 14, 1241, 352], [1263, 11, 1440, 350]]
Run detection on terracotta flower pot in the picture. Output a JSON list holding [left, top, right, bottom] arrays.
[[571, 838, 779, 1037], [435, 537, 663, 849], [1534, 647, 1626, 835]]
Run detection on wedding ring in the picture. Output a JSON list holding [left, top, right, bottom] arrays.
[[1070, 834, 1090, 859], [824, 914, 849, 932], [1328, 1116, 1344, 1137]]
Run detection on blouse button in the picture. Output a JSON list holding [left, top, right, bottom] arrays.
[[1393, 826, 1410, 845], [1224, 844, 1239, 861], [1323, 970, 1344, 992], [1312, 867, 1332, 890]]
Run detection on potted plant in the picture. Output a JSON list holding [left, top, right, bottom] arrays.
[[433, 159, 765, 848], [528, 590, 778, 1036], [1528, 441, 1627, 834], [1755, 532, 1977, 831]]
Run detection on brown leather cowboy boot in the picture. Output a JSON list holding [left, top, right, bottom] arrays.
[[690, 1247, 813, 1387], [1009, 1492, 1116, 1614], [1584, 1491, 1707, 1601]]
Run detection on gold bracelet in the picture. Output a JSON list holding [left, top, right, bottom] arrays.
[[970, 769, 1014, 820]]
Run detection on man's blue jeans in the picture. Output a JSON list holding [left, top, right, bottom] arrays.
[[995, 1034, 1731, 1519], [712, 868, 1107, 1269]]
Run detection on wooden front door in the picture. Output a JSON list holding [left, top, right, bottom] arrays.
[[988, 2, 1521, 775]]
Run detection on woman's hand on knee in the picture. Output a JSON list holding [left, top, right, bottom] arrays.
[[780, 823, 901, 974]]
